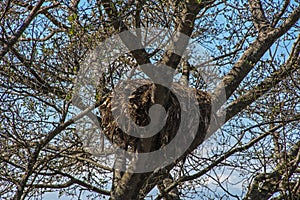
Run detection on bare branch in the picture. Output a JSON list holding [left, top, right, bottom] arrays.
[[159, 124, 284, 197], [213, 4, 300, 110], [99, 0, 150, 66], [225, 35, 300, 121], [0, 0, 45, 59], [51, 169, 111, 195], [272, 0, 290, 27], [248, 0, 270, 32], [244, 141, 300, 200]]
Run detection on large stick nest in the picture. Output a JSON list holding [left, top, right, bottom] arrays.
[[99, 80, 211, 154]]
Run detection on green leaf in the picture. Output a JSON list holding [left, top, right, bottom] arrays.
[[67, 13, 77, 22]]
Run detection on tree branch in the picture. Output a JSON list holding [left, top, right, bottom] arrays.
[[244, 141, 300, 200], [272, 0, 290, 27], [51, 169, 110, 195], [225, 34, 300, 122], [213, 4, 300, 111], [248, 0, 270, 32], [0, 0, 45, 59], [99, 0, 150, 66], [158, 124, 284, 197]]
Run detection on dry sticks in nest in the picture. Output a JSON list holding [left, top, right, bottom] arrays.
[[99, 79, 211, 154]]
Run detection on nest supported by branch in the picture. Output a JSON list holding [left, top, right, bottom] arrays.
[[99, 80, 211, 154]]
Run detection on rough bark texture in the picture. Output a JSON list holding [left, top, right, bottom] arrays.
[[99, 1, 300, 199], [244, 141, 300, 200], [98, 1, 215, 199]]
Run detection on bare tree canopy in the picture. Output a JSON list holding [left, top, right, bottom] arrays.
[[0, 0, 299, 199]]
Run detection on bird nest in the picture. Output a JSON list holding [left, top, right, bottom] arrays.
[[99, 79, 211, 154]]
